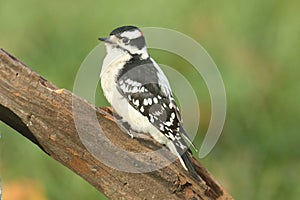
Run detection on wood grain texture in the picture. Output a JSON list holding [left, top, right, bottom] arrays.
[[0, 48, 233, 200]]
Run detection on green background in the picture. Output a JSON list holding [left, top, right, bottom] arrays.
[[1, 0, 299, 199]]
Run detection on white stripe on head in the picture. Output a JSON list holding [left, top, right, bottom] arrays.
[[120, 29, 142, 39]]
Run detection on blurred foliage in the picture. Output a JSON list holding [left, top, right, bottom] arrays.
[[1, 0, 300, 199]]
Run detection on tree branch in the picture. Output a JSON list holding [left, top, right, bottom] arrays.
[[0, 48, 233, 200]]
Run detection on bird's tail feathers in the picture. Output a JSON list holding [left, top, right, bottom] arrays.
[[168, 142, 200, 181], [180, 151, 200, 180], [180, 127, 198, 152]]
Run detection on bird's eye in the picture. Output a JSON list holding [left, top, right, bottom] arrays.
[[122, 38, 129, 44]]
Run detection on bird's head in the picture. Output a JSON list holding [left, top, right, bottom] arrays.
[[99, 26, 148, 59]]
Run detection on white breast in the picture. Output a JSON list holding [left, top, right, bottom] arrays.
[[100, 52, 169, 145]]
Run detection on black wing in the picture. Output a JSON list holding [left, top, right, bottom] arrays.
[[116, 56, 195, 151]]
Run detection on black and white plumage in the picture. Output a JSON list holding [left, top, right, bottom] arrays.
[[99, 26, 199, 179]]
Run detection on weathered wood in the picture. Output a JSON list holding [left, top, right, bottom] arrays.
[[0, 48, 233, 200]]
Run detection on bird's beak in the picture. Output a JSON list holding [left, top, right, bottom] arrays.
[[98, 37, 113, 44]]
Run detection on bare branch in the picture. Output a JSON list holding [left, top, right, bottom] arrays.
[[0, 49, 233, 200]]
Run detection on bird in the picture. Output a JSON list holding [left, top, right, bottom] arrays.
[[99, 25, 199, 179]]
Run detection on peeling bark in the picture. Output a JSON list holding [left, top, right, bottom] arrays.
[[0, 49, 233, 200]]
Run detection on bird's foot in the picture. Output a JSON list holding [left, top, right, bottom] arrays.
[[98, 107, 153, 140], [115, 118, 153, 140], [113, 115, 152, 141]]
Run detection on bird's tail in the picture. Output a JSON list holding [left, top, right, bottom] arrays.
[[180, 151, 200, 180], [168, 142, 200, 180]]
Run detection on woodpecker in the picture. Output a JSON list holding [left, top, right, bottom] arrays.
[[99, 25, 199, 179]]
